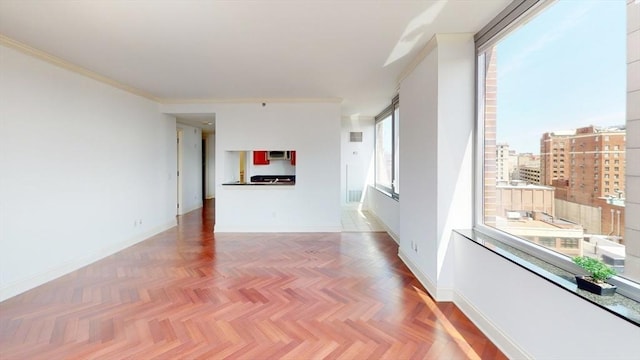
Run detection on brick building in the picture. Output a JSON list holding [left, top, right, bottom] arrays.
[[540, 125, 626, 240], [541, 125, 626, 201]]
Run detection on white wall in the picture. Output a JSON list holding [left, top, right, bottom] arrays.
[[365, 186, 400, 241], [214, 103, 340, 232], [341, 116, 375, 205], [624, 0, 640, 281], [205, 133, 216, 199], [183, 102, 341, 232], [396, 34, 475, 300], [177, 124, 203, 214], [0, 44, 177, 300], [453, 232, 640, 359]]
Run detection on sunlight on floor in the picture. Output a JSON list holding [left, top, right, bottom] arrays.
[[341, 205, 385, 232], [414, 286, 482, 360]]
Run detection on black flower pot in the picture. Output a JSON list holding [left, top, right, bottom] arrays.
[[575, 275, 617, 296]]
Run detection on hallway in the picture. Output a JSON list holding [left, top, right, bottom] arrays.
[[0, 200, 505, 359]]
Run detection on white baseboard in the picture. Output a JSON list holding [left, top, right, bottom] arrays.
[[214, 225, 342, 233], [178, 203, 203, 215], [0, 219, 177, 302], [453, 291, 533, 360], [397, 251, 530, 358], [362, 210, 400, 245], [398, 248, 454, 301]]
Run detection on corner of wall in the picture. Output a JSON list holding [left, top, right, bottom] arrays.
[[398, 248, 453, 301], [0, 219, 177, 302], [452, 290, 533, 360]]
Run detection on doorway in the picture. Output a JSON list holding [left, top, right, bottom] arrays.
[[177, 129, 183, 215], [202, 138, 206, 200]]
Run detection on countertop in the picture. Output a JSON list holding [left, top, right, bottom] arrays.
[[222, 181, 295, 186]]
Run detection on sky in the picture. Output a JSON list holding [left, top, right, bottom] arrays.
[[495, 0, 626, 154]]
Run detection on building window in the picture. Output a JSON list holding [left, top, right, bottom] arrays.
[[476, 0, 637, 294], [374, 95, 399, 199], [539, 237, 556, 247], [560, 239, 580, 249]]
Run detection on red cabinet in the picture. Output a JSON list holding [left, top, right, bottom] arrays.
[[290, 151, 296, 166], [253, 150, 270, 165]]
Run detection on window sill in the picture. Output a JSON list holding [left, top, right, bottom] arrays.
[[371, 185, 399, 201], [455, 229, 640, 327]]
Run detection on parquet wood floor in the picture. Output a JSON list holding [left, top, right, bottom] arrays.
[[0, 200, 506, 359]]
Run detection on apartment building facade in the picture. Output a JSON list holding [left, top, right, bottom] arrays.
[[540, 125, 626, 239]]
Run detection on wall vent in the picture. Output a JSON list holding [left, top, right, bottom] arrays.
[[350, 132, 363, 142], [347, 190, 363, 202]]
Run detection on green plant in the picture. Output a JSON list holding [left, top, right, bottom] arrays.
[[572, 256, 616, 283]]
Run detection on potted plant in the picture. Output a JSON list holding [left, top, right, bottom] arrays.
[[572, 256, 617, 296]]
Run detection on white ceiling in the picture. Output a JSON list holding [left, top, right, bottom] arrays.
[[176, 113, 216, 134], [0, 0, 510, 117]]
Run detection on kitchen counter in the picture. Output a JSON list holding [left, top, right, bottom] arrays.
[[222, 181, 295, 186], [223, 175, 296, 186]]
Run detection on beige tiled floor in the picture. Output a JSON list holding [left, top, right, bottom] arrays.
[[341, 205, 385, 232]]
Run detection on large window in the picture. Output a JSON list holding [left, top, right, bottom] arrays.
[[476, 0, 639, 296], [375, 96, 399, 198]]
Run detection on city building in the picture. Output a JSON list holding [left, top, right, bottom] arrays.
[[518, 166, 541, 184], [516, 153, 541, 184], [494, 182, 585, 256], [496, 143, 518, 181], [495, 182, 555, 217], [540, 125, 626, 240], [495, 213, 585, 257], [541, 125, 626, 201]]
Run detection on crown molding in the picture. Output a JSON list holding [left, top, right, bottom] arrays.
[[1, 35, 344, 107], [341, 115, 375, 121], [0, 34, 161, 102], [397, 35, 438, 86], [160, 97, 343, 105]]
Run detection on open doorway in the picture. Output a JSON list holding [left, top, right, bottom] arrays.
[[202, 138, 206, 200], [176, 129, 183, 215], [173, 114, 215, 215]]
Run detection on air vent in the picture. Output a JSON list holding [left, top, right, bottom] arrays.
[[350, 132, 363, 142], [347, 190, 363, 202]]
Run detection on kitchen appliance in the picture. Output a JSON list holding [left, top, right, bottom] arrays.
[[267, 150, 290, 160]]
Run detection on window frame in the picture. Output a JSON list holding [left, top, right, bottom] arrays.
[[473, 0, 640, 301], [374, 95, 400, 200]]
